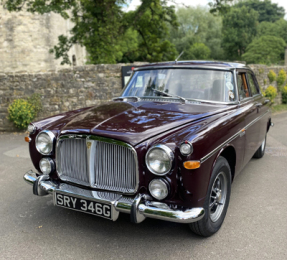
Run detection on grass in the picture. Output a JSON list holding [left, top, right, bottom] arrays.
[[271, 104, 287, 113]]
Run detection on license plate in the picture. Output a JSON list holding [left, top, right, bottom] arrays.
[[54, 193, 112, 220]]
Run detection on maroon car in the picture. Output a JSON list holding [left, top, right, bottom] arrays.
[[24, 61, 272, 237]]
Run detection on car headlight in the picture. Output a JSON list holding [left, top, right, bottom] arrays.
[[27, 123, 36, 134], [149, 179, 169, 200], [146, 144, 174, 175], [36, 130, 55, 155], [180, 142, 193, 156], [39, 158, 55, 175]]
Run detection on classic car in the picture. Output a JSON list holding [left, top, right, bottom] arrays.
[[24, 61, 273, 237]]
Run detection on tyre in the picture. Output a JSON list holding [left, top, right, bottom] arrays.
[[189, 156, 231, 237], [253, 135, 266, 159]]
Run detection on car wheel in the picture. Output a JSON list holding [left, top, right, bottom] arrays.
[[253, 135, 266, 159], [189, 156, 231, 237]]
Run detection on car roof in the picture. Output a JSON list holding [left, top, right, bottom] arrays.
[[134, 60, 251, 71]]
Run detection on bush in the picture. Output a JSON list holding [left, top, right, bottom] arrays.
[[7, 94, 42, 130], [264, 85, 278, 103], [282, 86, 287, 104], [276, 69, 286, 88], [268, 70, 277, 83]]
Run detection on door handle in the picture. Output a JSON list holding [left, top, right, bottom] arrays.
[[255, 103, 262, 107]]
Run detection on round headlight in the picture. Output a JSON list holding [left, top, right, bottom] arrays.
[[146, 144, 174, 175], [39, 158, 55, 175], [27, 124, 36, 134], [36, 130, 55, 155], [180, 142, 193, 156], [149, 179, 169, 200]]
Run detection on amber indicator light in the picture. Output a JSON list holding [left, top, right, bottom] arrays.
[[25, 136, 31, 143], [183, 161, 201, 170]]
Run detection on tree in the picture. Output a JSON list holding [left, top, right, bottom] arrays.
[[169, 6, 224, 60], [187, 43, 211, 60], [127, 0, 178, 62], [242, 35, 286, 64], [222, 6, 259, 60], [257, 19, 287, 44], [208, 0, 234, 15], [4, 0, 178, 64], [235, 0, 285, 23]]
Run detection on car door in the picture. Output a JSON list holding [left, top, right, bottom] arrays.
[[237, 70, 262, 166], [246, 72, 267, 147]]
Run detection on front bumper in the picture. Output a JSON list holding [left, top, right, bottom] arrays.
[[24, 170, 205, 224]]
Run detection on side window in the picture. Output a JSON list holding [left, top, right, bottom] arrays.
[[247, 73, 259, 96], [237, 73, 250, 101]]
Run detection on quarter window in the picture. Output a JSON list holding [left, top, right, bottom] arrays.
[[237, 73, 250, 100], [247, 73, 259, 96]]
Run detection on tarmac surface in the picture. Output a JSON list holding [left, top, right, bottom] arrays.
[[0, 112, 286, 260]]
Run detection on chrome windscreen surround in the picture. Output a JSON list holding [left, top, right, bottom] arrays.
[[56, 134, 139, 195]]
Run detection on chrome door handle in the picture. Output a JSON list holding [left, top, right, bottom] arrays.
[[255, 103, 262, 107]]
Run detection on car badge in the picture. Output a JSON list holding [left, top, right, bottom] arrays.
[[87, 141, 92, 149]]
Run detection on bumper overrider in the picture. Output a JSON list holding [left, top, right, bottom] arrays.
[[24, 170, 205, 224]]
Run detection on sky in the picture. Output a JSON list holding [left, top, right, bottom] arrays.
[[124, 0, 287, 16]]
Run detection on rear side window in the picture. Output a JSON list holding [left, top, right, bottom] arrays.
[[237, 73, 250, 101], [247, 73, 259, 96]]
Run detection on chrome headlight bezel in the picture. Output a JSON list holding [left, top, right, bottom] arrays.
[[39, 158, 55, 175], [180, 141, 193, 156], [36, 130, 56, 155], [27, 123, 36, 134], [148, 179, 169, 200], [145, 144, 174, 176]]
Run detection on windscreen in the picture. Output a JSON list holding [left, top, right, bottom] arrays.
[[122, 69, 236, 103]]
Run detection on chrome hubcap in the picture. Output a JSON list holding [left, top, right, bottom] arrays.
[[209, 172, 227, 222]]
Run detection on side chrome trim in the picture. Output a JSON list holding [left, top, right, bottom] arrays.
[[200, 110, 270, 163]]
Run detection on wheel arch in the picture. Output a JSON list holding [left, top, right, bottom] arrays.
[[212, 145, 236, 182]]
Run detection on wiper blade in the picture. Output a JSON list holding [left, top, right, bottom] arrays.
[[151, 88, 187, 103], [113, 96, 140, 102]]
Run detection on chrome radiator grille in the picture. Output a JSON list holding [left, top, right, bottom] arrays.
[[56, 135, 138, 194]]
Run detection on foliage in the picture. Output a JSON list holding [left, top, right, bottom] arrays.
[[242, 36, 286, 65], [169, 6, 224, 61], [268, 70, 277, 83], [4, 0, 178, 64], [235, 0, 285, 23], [27, 93, 43, 115], [186, 43, 211, 60], [257, 19, 287, 44], [271, 104, 287, 113], [264, 79, 267, 85], [126, 0, 179, 62], [7, 96, 40, 129], [264, 85, 277, 103], [208, 0, 234, 15], [276, 69, 286, 88], [282, 86, 287, 104], [222, 6, 258, 60]]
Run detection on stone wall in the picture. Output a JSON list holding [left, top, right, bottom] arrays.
[[249, 64, 285, 104], [0, 63, 285, 132], [0, 6, 86, 72], [0, 64, 134, 131]]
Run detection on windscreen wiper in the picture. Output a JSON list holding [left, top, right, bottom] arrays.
[[151, 88, 187, 103]]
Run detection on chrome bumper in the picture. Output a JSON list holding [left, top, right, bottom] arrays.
[[24, 170, 205, 224]]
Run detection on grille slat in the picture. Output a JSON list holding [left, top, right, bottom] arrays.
[[57, 136, 138, 194]]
